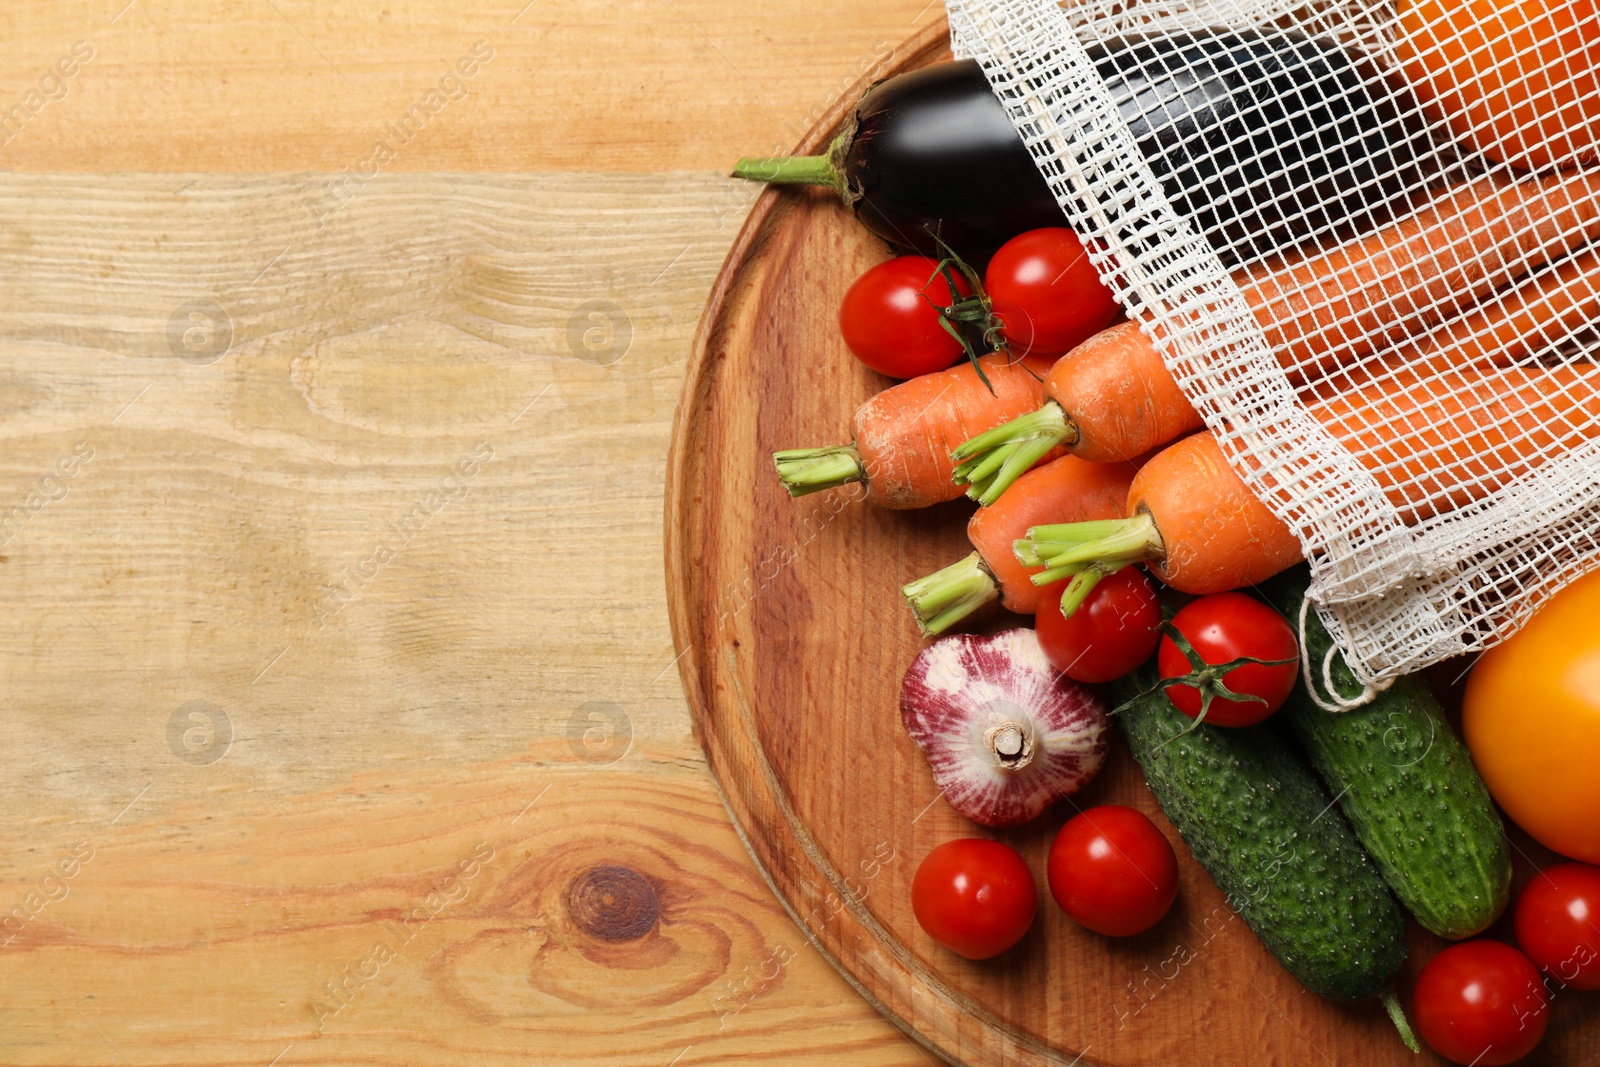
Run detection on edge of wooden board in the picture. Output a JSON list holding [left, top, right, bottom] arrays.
[[663, 18, 1099, 1067]]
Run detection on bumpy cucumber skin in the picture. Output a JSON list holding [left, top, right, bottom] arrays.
[[1262, 572, 1512, 940], [1114, 666, 1407, 1002]]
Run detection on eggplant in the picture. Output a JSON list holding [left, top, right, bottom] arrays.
[[1095, 29, 1423, 267], [733, 61, 1065, 261], [734, 31, 1423, 267]]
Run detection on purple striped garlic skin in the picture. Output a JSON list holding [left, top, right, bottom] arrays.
[[901, 628, 1110, 827]]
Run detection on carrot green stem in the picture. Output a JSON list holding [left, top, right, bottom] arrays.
[[1013, 539, 1045, 567], [1053, 561, 1132, 613], [773, 444, 865, 497], [900, 551, 999, 636], [1014, 519, 1136, 565], [1030, 560, 1088, 586], [950, 401, 1077, 505], [1023, 513, 1164, 578]]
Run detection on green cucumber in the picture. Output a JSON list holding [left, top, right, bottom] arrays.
[[1113, 664, 1407, 1002], [1261, 568, 1512, 940]]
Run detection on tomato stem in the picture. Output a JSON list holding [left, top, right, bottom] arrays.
[[1126, 621, 1299, 739], [950, 401, 1078, 505], [923, 230, 1006, 394], [772, 444, 865, 497], [901, 551, 1000, 635], [1381, 991, 1420, 1054]]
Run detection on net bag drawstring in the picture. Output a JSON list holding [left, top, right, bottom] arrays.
[[1298, 594, 1396, 712]]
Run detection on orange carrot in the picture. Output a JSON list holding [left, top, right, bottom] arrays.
[[1016, 242, 1600, 595], [1038, 322, 1205, 465], [899, 455, 1136, 633], [949, 323, 1204, 502], [1248, 167, 1600, 382], [1310, 243, 1600, 402], [1316, 363, 1600, 524], [953, 169, 1600, 504], [1019, 358, 1600, 594], [1019, 435, 1299, 595], [1134, 434, 1304, 594], [773, 353, 1057, 509]]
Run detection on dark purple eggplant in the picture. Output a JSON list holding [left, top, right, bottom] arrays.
[[733, 61, 1065, 261], [1095, 29, 1425, 267], [733, 31, 1424, 268]]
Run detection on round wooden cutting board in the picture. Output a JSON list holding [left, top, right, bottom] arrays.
[[665, 19, 1596, 1066]]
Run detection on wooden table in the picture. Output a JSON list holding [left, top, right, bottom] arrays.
[[0, 3, 942, 1063]]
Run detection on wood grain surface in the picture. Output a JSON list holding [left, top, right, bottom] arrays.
[[0, 0, 945, 174], [0, 0, 950, 1063], [666, 23, 1600, 1067], [0, 169, 951, 1066]]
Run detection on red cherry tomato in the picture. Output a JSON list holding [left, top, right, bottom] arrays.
[[1035, 568, 1161, 684], [1514, 863, 1600, 991], [911, 839, 1036, 960], [1157, 593, 1298, 727], [1047, 805, 1178, 937], [985, 228, 1120, 359], [838, 256, 971, 379], [1413, 941, 1549, 1066]]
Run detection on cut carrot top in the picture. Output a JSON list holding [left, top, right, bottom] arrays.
[[902, 455, 1135, 634], [771, 352, 1056, 509]]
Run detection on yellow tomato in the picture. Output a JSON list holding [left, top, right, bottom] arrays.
[[1392, 0, 1600, 170], [1464, 568, 1600, 862]]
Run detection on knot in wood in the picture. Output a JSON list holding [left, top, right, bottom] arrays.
[[566, 864, 659, 942]]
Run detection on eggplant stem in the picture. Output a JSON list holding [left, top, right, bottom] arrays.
[[949, 402, 1077, 505], [901, 551, 1000, 636], [730, 154, 840, 191], [772, 444, 865, 497], [732, 129, 853, 200]]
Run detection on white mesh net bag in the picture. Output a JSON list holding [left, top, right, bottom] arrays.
[[944, 0, 1600, 686]]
